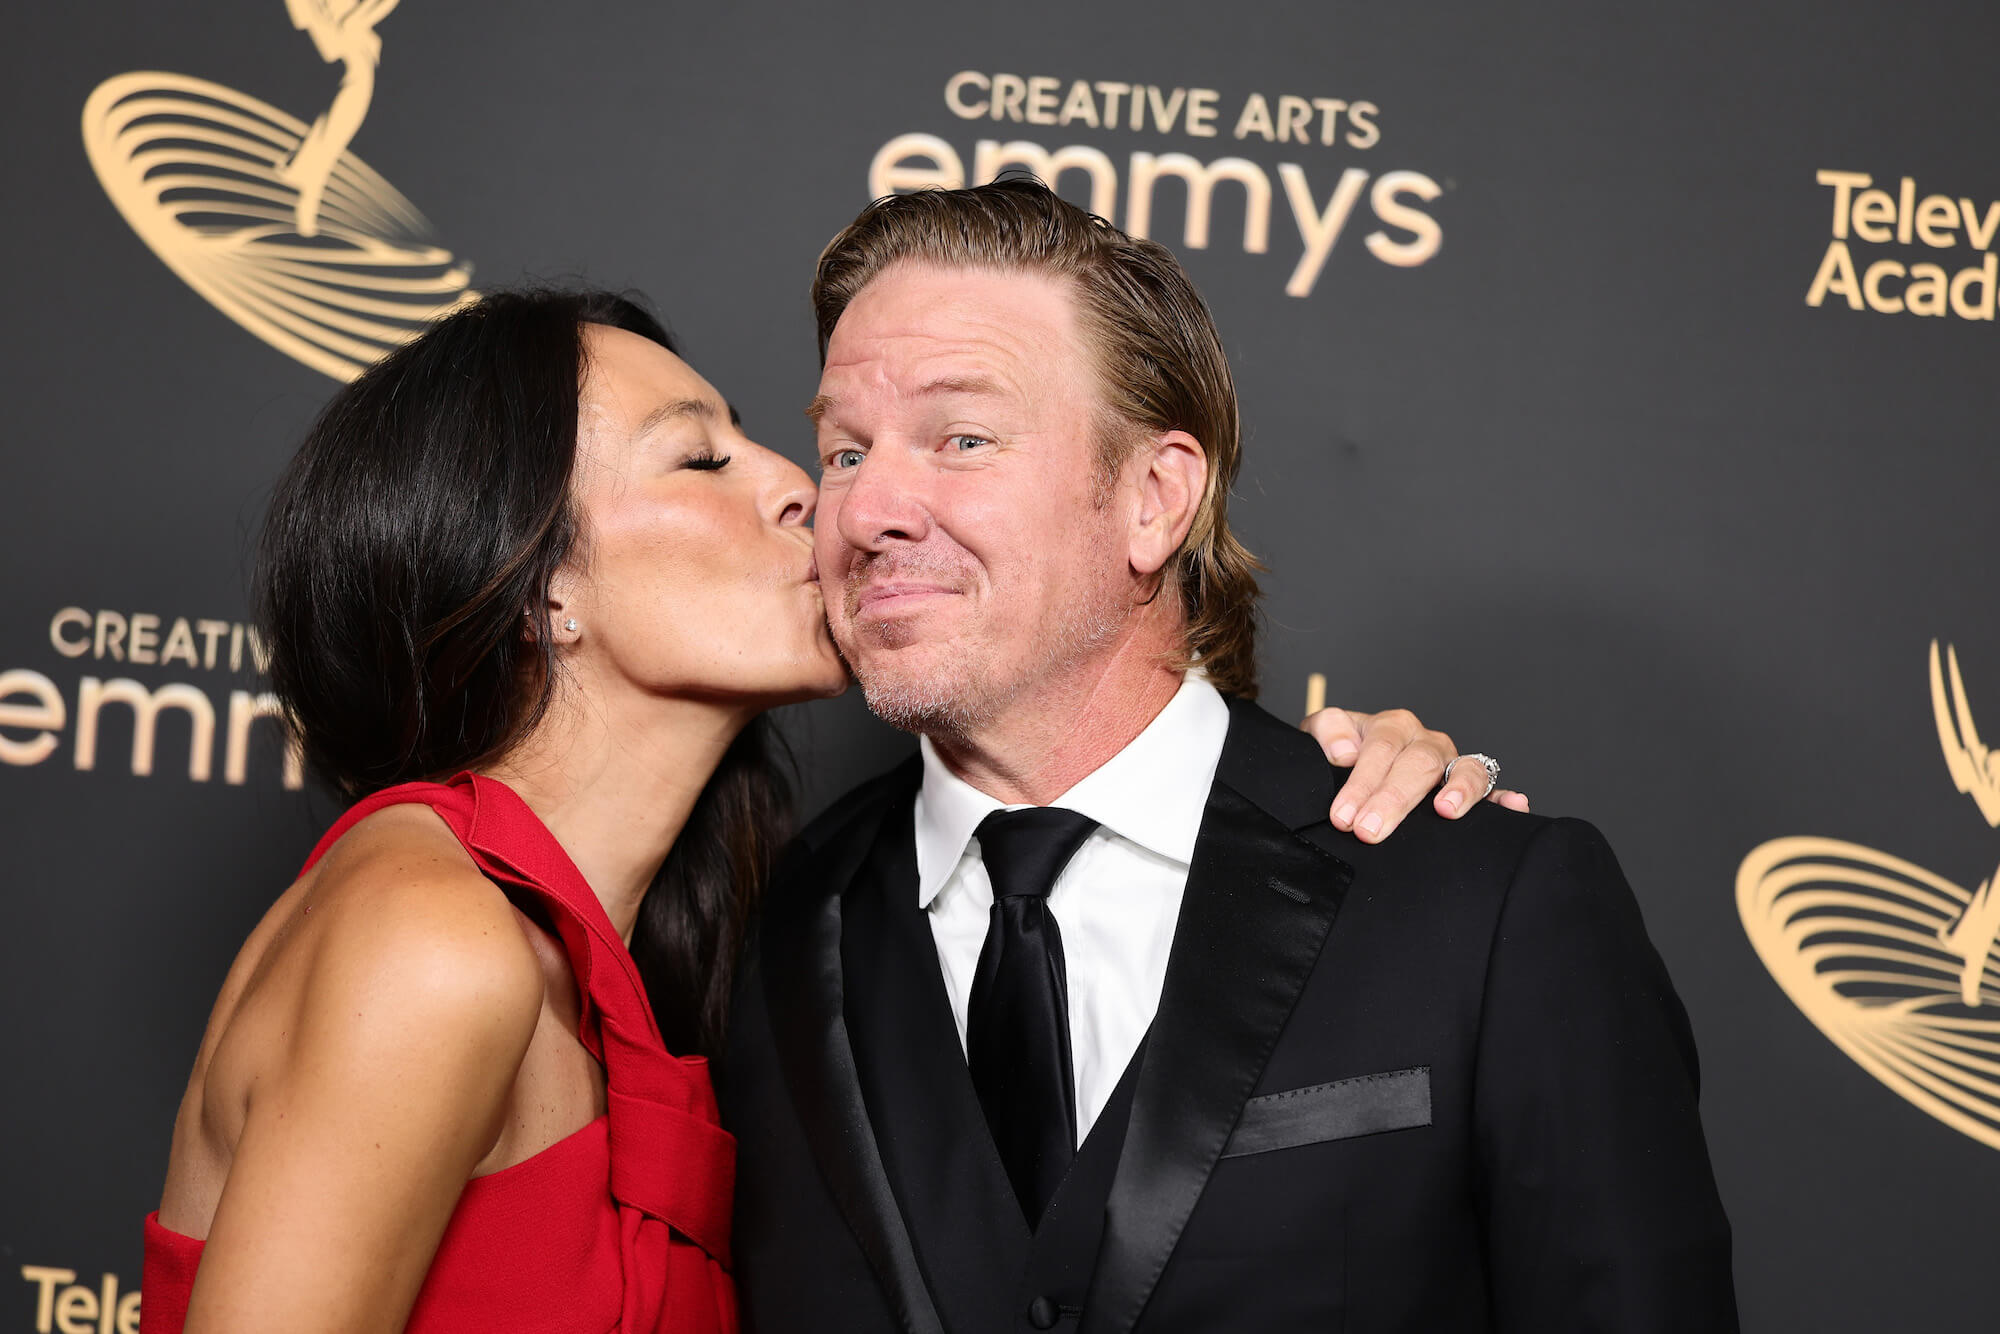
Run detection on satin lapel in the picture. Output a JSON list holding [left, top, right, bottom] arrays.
[[762, 766, 945, 1334], [844, 806, 1029, 1334], [1082, 702, 1353, 1334]]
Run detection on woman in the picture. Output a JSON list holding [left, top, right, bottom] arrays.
[[142, 288, 1500, 1333]]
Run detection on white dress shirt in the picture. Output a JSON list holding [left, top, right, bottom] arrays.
[[914, 672, 1230, 1141]]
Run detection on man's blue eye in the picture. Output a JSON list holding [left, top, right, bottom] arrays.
[[950, 435, 989, 451], [829, 448, 865, 469]]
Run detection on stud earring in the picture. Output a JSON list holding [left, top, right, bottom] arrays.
[[564, 618, 578, 633]]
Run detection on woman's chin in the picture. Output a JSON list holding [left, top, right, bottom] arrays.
[[762, 660, 852, 707], [801, 665, 853, 702]]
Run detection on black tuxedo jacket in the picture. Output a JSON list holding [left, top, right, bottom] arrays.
[[719, 698, 1737, 1333]]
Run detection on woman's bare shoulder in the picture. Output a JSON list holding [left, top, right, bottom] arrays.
[[165, 802, 546, 1234], [298, 803, 547, 1037]]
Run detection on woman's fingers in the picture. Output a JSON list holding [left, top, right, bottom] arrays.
[[1301, 706, 1364, 766], [1322, 709, 1454, 842], [1433, 754, 1496, 818], [1305, 706, 1528, 840]]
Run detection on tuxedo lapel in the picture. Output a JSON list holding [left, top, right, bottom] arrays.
[[844, 805, 1029, 1334], [1082, 701, 1353, 1334], [761, 761, 945, 1334]]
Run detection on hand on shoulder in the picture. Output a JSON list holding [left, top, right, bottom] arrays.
[[1301, 705, 1531, 843]]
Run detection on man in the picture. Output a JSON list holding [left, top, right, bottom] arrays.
[[721, 180, 1736, 1332]]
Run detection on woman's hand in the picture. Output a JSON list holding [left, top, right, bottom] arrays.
[[1303, 706, 1531, 844]]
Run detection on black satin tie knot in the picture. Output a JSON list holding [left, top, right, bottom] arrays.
[[967, 805, 1098, 1228]]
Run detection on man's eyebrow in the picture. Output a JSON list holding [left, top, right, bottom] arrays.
[[634, 396, 723, 438], [804, 394, 836, 425]]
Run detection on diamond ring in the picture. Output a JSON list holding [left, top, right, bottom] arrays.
[[1443, 752, 1500, 802]]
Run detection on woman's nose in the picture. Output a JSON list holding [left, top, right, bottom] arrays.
[[770, 458, 817, 528], [734, 436, 818, 527]]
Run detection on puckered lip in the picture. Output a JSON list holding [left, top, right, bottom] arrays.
[[853, 581, 960, 615]]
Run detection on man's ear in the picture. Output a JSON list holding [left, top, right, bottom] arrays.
[[1128, 429, 1207, 577]]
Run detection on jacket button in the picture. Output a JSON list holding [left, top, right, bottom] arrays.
[[1027, 1296, 1060, 1329]]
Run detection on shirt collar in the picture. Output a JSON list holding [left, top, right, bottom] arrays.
[[913, 672, 1231, 909]]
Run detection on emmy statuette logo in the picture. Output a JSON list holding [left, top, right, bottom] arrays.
[[81, 0, 476, 381], [1739, 642, 2000, 1151]]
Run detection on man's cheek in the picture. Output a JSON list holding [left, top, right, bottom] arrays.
[[814, 541, 859, 597], [811, 512, 841, 559]]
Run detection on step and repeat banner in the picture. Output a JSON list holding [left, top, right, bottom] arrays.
[[4, 1, 1996, 1330]]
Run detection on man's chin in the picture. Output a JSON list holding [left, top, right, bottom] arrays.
[[858, 682, 984, 736], [850, 651, 995, 737]]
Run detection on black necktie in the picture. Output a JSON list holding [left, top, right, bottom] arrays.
[[966, 805, 1098, 1227]]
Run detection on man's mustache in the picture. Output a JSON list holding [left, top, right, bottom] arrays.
[[841, 549, 978, 618]]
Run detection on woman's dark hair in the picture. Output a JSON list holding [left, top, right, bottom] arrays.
[[256, 287, 791, 1056]]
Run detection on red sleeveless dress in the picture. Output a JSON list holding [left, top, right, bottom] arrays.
[[141, 774, 739, 1333]]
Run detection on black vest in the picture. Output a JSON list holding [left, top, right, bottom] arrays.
[[842, 804, 1144, 1334]]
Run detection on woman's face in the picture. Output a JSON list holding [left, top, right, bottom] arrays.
[[554, 323, 846, 710]]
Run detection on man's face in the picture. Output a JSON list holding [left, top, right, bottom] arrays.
[[810, 262, 1136, 737]]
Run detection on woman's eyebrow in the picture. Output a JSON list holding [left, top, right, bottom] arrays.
[[633, 396, 723, 439]]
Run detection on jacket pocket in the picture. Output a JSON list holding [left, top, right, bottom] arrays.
[[1221, 1067, 1432, 1158]]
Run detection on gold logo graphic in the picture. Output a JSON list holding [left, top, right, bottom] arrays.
[[1738, 642, 2000, 1150], [81, 0, 475, 382]]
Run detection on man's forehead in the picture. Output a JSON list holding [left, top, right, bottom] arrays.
[[833, 262, 1079, 346], [821, 324, 1056, 393], [813, 270, 1086, 418], [807, 366, 1018, 424]]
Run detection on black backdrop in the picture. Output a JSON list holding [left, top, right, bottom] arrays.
[[7, 2, 2000, 1330]]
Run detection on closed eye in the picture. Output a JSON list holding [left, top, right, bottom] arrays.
[[684, 451, 732, 471]]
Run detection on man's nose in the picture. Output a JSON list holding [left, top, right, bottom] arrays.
[[833, 445, 933, 553]]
